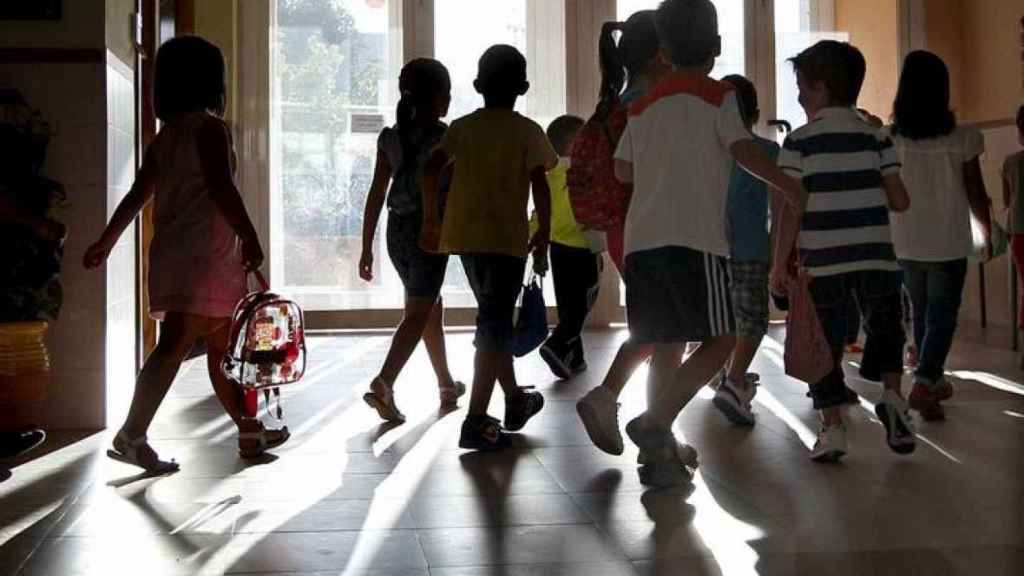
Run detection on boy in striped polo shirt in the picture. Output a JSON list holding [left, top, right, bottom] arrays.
[[772, 40, 915, 462], [614, 0, 805, 487]]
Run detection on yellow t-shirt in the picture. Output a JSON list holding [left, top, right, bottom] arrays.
[[439, 108, 558, 258], [530, 158, 589, 249]]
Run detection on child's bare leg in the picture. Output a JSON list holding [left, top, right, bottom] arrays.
[[421, 297, 455, 386], [727, 336, 762, 383], [601, 338, 652, 397], [204, 319, 249, 428], [647, 343, 686, 407], [468, 350, 501, 415], [377, 296, 435, 385], [119, 312, 200, 440], [648, 334, 735, 426]]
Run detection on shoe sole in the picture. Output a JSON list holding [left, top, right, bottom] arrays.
[[364, 393, 406, 423], [576, 399, 624, 456], [810, 449, 846, 463], [875, 403, 916, 455], [539, 346, 572, 380], [712, 392, 755, 426]]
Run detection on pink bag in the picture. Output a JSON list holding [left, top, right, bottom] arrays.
[[784, 270, 834, 384]]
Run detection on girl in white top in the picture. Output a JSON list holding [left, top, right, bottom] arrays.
[[887, 50, 993, 421], [84, 37, 288, 473]]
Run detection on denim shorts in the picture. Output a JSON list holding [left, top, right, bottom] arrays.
[[386, 212, 449, 299], [460, 253, 526, 353]]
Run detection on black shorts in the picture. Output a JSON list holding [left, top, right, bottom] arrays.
[[461, 253, 526, 353], [624, 246, 734, 344], [386, 212, 449, 299]]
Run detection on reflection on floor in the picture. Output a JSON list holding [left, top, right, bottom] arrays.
[[2, 326, 1023, 575]]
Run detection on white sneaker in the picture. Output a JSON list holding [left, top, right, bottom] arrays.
[[712, 375, 757, 426], [638, 439, 699, 469], [809, 424, 847, 462], [876, 390, 916, 455], [576, 386, 623, 455]]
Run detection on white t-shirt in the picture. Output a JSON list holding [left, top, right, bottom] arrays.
[[888, 126, 985, 261], [614, 72, 750, 257]]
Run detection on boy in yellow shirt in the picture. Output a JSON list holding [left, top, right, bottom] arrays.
[[421, 45, 558, 450], [532, 115, 604, 379]]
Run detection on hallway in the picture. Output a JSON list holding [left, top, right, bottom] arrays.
[[2, 326, 1023, 575]]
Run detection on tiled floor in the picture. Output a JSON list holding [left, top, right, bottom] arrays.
[[2, 325, 1023, 575]]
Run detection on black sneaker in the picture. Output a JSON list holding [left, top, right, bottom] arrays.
[[459, 415, 511, 451], [504, 387, 545, 431], [567, 339, 587, 375], [539, 339, 572, 380]]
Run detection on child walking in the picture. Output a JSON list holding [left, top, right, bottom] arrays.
[[420, 45, 558, 450], [616, 0, 804, 487], [359, 58, 465, 422], [575, 10, 674, 457], [536, 115, 604, 379], [711, 74, 780, 426], [1003, 105, 1024, 368], [83, 36, 288, 473], [888, 50, 993, 421], [773, 40, 914, 461]]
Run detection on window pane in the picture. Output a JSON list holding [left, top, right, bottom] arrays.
[[434, 0, 567, 307], [271, 0, 404, 310], [616, 0, 744, 80]]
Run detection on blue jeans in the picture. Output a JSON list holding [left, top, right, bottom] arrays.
[[899, 258, 967, 384]]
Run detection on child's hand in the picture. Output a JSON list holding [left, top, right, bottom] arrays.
[[83, 239, 112, 269], [769, 265, 790, 296], [241, 237, 265, 271], [419, 221, 441, 253], [532, 251, 549, 276], [358, 249, 374, 281]]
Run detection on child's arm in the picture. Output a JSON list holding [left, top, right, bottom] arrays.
[[197, 117, 264, 270], [419, 148, 450, 252], [528, 166, 552, 262], [730, 139, 806, 213], [359, 147, 392, 281], [963, 157, 993, 256], [770, 201, 801, 296], [881, 174, 910, 213], [83, 146, 158, 269]]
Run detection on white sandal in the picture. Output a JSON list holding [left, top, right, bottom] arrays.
[[106, 432, 179, 474], [238, 422, 291, 459]]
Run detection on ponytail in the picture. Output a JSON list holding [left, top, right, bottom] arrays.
[[597, 21, 626, 121], [395, 90, 418, 174], [393, 58, 450, 175]]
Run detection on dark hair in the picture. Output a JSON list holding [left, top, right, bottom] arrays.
[[890, 51, 956, 140], [597, 11, 659, 119], [1016, 104, 1024, 133], [395, 58, 450, 173], [476, 45, 527, 99], [546, 115, 585, 156], [655, 0, 719, 68], [721, 74, 758, 127], [788, 40, 865, 107], [154, 36, 226, 121]]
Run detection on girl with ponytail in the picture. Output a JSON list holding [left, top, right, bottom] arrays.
[[359, 58, 465, 422], [575, 11, 687, 462]]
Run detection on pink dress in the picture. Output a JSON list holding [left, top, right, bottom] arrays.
[[148, 112, 247, 320]]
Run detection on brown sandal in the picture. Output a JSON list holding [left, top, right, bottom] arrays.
[[439, 380, 466, 408], [363, 377, 406, 423]]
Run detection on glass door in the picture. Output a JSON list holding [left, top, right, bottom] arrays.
[[270, 0, 404, 312]]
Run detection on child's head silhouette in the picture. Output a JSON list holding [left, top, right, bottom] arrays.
[[474, 45, 529, 107], [154, 36, 226, 121], [546, 115, 585, 157], [892, 50, 956, 140], [397, 58, 451, 125], [655, 0, 721, 70], [721, 74, 759, 128]]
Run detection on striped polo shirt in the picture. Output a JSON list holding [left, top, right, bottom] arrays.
[[778, 107, 902, 277]]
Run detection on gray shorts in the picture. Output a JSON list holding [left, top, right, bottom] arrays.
[[728, 260, 769, 339]]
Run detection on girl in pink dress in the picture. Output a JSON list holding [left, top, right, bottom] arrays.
[[85, 36, 288, 473]]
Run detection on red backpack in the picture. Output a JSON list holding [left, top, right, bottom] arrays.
[[567, 100, 632, 231]]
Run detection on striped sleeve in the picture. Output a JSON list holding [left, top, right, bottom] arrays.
[[778, 136, 803, 178], [877, 134, 901, 176]]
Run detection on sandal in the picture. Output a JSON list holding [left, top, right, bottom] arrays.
[[106, 432, 179, 474], [238, 421, 291, 459], [439, 380, 467, 408], [363, 377, 406, 423]]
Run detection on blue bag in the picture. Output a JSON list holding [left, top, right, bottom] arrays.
[[512, 272, 548, 357]]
